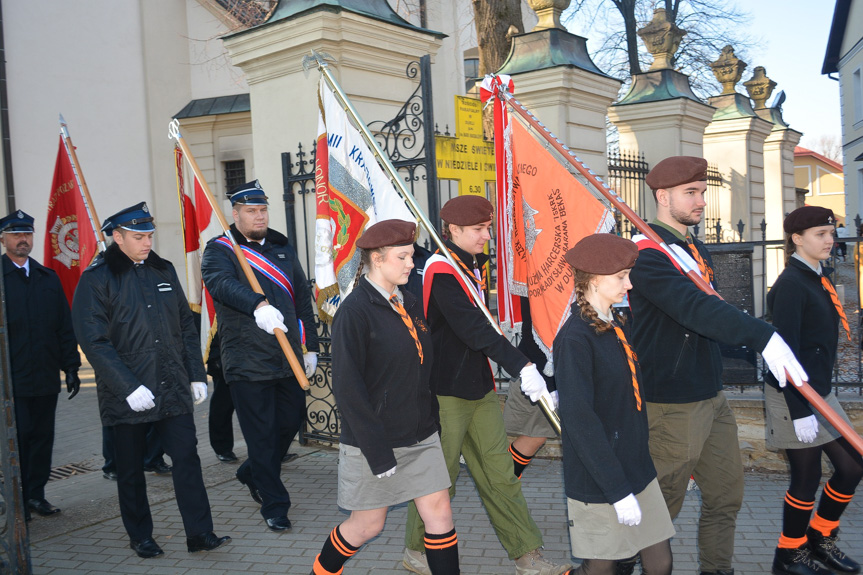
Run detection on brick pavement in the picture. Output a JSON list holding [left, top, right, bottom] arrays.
[[24, 372, 863, 574]]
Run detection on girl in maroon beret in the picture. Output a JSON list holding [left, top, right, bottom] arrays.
[[766, 206, 862, 575], [554, 233, 674, 575], [311, 220, 459, 575]]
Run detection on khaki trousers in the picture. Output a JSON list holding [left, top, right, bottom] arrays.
[[646, 392, 744, 572]]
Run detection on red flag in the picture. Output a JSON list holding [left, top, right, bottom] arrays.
[[44, 136, 96, 305]]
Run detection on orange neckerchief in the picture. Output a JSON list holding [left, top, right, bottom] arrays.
[[390, 295, 424, 363], [821, 277, 851, 341], [611, 324, 642, 411]]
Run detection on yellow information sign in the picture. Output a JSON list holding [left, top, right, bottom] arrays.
[[435, 96, 496, 196]]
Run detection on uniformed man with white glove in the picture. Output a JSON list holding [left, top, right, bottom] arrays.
[[72, 203, 229, 559]]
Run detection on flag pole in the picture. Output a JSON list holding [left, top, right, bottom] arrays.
[[168, 119, 311, 391], [58, 115, 106, 255], [492, 81, 863, 457], [308, 52, 560, 434]]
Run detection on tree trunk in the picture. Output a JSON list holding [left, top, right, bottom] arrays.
[[473, 0, 523, 76], [612, 0, 642, 76]]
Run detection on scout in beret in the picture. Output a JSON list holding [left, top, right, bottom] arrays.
[[554, 232, 676, 571], [314, 218, 462, 574], [403, 194, 571, 574], [765, 207, 861, 573]]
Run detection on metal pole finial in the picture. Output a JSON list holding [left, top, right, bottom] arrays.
[[302, 50, 335, 77]]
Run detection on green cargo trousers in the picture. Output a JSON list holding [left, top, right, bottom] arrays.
[[646, 392, 744, 572], [405, 390, 544, 560]]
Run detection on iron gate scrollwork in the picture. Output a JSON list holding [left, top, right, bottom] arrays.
[[283, 56, 437, 444]]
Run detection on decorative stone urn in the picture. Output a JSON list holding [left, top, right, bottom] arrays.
[[637, 7, 686, 71], [710, 45, 747, 95], [743, 66, 777, 110], [526, 0, 570, 31]]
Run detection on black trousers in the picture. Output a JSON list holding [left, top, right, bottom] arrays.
[[231, 377, 305, 519], [208, 367, 235, 455], [14, 394, 58, 501], [112, 413, 213, 541], [102, 424, 165, 473]]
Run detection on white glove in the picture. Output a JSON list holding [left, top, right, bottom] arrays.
[[191, 382, 208, 405], [550, 390, 559, 410], [793, 415, 819, 444], [520, 364, 548, 402], [125, 385, 155, 412], [612, 493, 642, 526], [303, 352, 318, 378], [375, 465, 397, 479], [254, 304, 287, 335], [761, 333, 808, 388]]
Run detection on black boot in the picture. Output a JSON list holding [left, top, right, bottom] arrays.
[[773, 546, 835, 575], [807, 527, 861, 573]]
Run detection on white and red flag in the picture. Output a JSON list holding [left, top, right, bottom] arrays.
[[44, 136, 97, 305], [314, 78, 415, 320], [174, 146, 222, 359]]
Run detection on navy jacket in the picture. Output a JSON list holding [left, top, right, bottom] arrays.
[[331, 277, 437, 475], [72, 244, 205, 426], [3, 255, 79, 397], [629, 224, 774, 403], [201, 226, 319, 383], [555, 308, 655, 504], [767, 257, 839, 420]]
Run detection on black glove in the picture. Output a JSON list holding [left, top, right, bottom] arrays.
[[66, 369, 81, 400]]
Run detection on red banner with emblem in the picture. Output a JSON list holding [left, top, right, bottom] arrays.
[[44, 136, 96, 305]]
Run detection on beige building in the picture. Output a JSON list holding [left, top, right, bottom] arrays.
[[793, 146, 846, 222], [824, 0, 863, 225]]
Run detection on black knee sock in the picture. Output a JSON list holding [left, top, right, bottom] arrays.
[[779, 491, 813, 547], [313, 525, 360, 574], [816, 480, 854, 523], [509, 444, 533, 479], [424, 528, 459, 575]]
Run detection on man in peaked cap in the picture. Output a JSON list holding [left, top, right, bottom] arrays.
[[0, 210, 80, 521], [628, 156, 807, 575], [201, 180, 319, 532], [72, 202, 229, 558]]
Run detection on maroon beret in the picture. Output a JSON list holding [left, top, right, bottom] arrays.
[[783, 206, 835, 234], [356, 219, 416, 249], [563, 233, 638, 274], [440, 195, 494, 226], [645, 156, 708, 191]]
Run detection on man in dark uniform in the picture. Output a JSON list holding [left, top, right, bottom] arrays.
[[72, 203, 230, 558], [0, 210, 80, 520], [201, 180, 319, 532], [206, 333, 239, 462], [628, 156, 807, 575]]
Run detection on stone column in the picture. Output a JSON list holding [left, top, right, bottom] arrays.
[[222, 3, 442, 262], [702, 52, 773, 315], [607, 8, 714, 221], [498, 0, 621, 179]]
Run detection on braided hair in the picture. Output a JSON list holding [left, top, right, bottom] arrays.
[[572, 268, 625, 334], [352, 247, 391, 289]]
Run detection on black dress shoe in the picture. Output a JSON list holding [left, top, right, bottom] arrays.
[[773, 546, 834, 575], [187, 531, 231, 553], [103, 470, 118, 481], [265, 516, 292, 532], [216, 451, 238, 463], [281, 452, 298, 464], [143, 461, 173, 476], [808, 527, 861, 573], [130, 537, 164, 558], [236, 474, 263, 504], [27, 499, 61, 516]]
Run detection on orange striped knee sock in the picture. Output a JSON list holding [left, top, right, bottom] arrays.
[[313, 525, 359, 575], [778, 491, 814, 546], [424, 528, 459, 575], [510, 444, 533, 479], [810, 480, 854, 535]]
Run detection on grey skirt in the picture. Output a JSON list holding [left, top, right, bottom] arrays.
[[764, 384, 852, 449], [337, 432, 451, 511], [504, 381, 558, 439], [567, 478, 675, 560]]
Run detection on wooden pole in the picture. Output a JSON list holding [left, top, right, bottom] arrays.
[[169, 120, 310, 391], [59, 115, 106, 255], [498, 86, 863, 457]]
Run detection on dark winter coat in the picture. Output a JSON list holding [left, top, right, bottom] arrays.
[[554, 308, 655, 504], [331, 277, 437, 475], [3, 255, 80, 397], [200, 226, 319, 383], [766, 257, 839, 420], [71, 244, 205, 426], [426, 241, 529, 400], [629, 223, 775, 403]]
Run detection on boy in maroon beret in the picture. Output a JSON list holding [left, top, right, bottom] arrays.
[[628, 156, 806, 575], [403, 195, 570, 575]]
